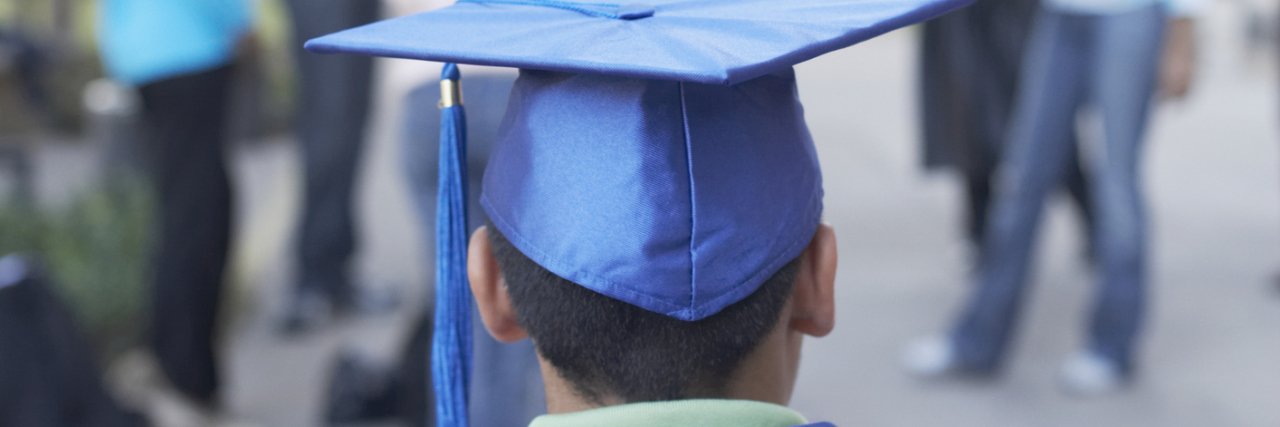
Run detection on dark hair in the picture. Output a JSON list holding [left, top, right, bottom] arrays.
[[488, 224, 799, 404]]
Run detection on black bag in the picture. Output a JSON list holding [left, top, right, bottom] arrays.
[[0, 254, 147, 427]]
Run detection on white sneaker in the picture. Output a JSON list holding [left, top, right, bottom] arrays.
[[1058, 351, 1125, 396], [903, 336, 958, 378]]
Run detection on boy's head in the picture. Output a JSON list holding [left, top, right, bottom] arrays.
[[468, 222, 837, 411], [461, 68, 836, 415]]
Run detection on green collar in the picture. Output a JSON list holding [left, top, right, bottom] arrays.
[[529, 399, 809, 427]]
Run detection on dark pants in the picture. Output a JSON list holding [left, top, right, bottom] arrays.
[[138, 64, 235, 404], [287, 0, 379, 297]]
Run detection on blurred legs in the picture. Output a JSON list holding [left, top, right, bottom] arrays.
[[948, 5, 1165, 376], [139, 64, 235, 405], [950, 9, 1089, 372], [287, 0, 377, 304], [1084, 5, 1164, 373]]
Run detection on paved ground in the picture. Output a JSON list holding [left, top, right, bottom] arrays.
[[12, 2, 1280, 426]]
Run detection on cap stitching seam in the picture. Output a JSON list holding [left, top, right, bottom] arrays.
[[679, 82, 697, 317], [691, 188, 822, 318]]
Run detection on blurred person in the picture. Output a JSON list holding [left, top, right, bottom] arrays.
[[98, 0, 253, 413], [279, 0, 388, 334], [0, 255, 146, 427], [322, 74, 545, 427], [907, 0, 1199, 394], [0, 28, 52, 124], [918, 0, 1096, 259], [1269, 4, 1280, 296]]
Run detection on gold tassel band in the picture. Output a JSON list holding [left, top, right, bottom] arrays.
[[439, 79, 463, 108]]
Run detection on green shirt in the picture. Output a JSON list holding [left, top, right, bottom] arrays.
[[529, 399, 810, 427]]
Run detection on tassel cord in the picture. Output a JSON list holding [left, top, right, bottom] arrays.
[[432, 62, 472, 427]]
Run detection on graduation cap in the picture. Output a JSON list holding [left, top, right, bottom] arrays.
[[306, 0, 970, 424]]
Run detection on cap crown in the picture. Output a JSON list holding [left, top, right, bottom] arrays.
[[482, 69, 821, 320]]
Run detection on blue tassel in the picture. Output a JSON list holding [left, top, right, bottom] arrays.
[[432, 63, 471, 427]]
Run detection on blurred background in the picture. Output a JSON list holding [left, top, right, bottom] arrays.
[[0, 0, 1276, 425]]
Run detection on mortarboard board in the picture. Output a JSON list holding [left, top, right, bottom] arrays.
[[306, 0, 971, 425]]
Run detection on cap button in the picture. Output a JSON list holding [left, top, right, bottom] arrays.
[[616, 3, 655, 20]]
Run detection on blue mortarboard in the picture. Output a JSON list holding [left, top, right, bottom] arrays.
[[306, 0, 970, 425]]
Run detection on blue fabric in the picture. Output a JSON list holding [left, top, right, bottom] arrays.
[[951, 4, 1166, 374], [481, 68, 822, 320], [305, 0, 971, 85], [99, 0, 251, 85], [455, 0, 650, 19], [432, 63, 473, 427]]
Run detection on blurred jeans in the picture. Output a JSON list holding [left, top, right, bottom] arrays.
[[401, 73, 546, 427], [287, 0, 378, 297], [951, 4, 1166, 374], [918, 0, 1095, 250]]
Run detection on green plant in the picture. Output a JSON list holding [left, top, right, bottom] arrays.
[[0, 202, 45, 254], [0, 177, 153, 360]]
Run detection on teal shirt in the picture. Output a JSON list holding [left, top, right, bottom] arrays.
[[99, 0, 251, 85], [529, 399, 810, 427]]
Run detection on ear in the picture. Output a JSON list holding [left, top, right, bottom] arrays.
[[788, 223, 837, 337], [468, 226, 528, 343]]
